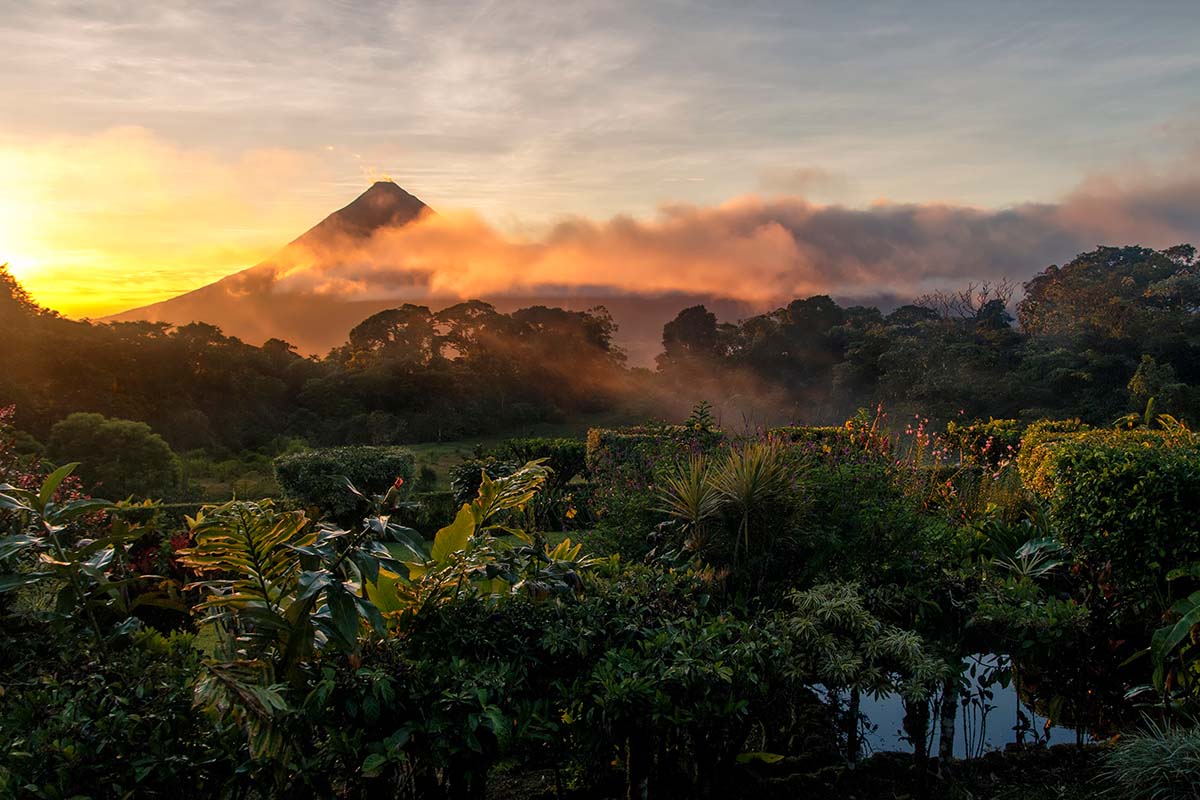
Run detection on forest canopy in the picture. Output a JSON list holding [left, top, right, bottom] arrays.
[[1, 243, 1197, 453]]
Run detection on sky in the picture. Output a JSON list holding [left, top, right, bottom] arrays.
[[1, 0, 1199, 317]]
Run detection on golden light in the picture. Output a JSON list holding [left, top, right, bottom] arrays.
[[0, 127, 334, 318]]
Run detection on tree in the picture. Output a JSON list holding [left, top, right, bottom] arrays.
[[342, 305, 439, 368], [659, 305, 720, 367], [47, 413, 182, 499], [1017, 245, 1193, 339]]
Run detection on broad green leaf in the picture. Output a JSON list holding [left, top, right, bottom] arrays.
[[365, 568, 407, 614], [1151, 591, 1200, 675], [362, 753, 388, 777], [38, 463, 78, 509], [353, 593, 387, 636], [324, 583, 360, 651], [431, 504, 474, 565]]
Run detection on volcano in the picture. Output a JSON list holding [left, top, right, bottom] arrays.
[[107, 181, 755, 364]]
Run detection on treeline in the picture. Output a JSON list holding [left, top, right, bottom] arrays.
[[0, 270, 627, 451], [658, 244, 1200, 425], [2, 243, 1198, 454]]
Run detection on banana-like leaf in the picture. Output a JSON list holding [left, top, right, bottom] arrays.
[[431, 504, 475, 565], [323, 583, 360, 652], [1150, 591, 1200, 682]]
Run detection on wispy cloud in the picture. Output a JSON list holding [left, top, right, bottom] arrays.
[[2, 0, 1197, 225]]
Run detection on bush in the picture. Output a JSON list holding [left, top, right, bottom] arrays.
[[448, 456, 520, 506], [586, 425, 726, 546], [493, 437, 587, 491], [1020, 427, 1200, 594], [0, 627, 240, 798], [586, 424, 726, 491], [404, 490, 459, 535], [1015, 418, 1089, 492], [47, 412, 183, 500], [770, 425, 855, 449], [274, 445, 414, 520]]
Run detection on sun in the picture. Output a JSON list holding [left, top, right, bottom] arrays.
[[0, 201, 41, 282]]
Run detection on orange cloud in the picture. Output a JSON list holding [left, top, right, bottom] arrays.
[[263, 168, 1200, 310]]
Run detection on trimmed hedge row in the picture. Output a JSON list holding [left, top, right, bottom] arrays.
[[1015, 418, 1090, 493], [1019, 424, 1200, 596], [586, 424, 726, 492], [585, 425, 726, 542], [274, 446, 415, 520], [493, 437, 587, 490]]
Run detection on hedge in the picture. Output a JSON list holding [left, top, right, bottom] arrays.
[[1015, 418, 1089, 493], [274, 446, 415, 521], [586, 424, 726, 493], [1019, 426, 1200, 597], [492, 437, 587, 490], [584, 424, 725, 543]]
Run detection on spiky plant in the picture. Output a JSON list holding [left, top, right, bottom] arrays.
[[710, 440, 791, 565], [1099, 719, 1200, 799], [655, 454, 722, 548]]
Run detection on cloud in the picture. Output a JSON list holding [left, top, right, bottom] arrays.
[[263, 164, 1200, 309]]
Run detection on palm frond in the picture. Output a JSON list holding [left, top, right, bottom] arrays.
[[179, 500, 314, 615]]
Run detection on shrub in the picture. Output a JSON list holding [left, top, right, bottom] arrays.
[[406, 489, 459, 534], [1015, 418, 1089, 492], [0, 627, 240, 798], [1020, 427, 1200, 594], [274, 445, 414, 520], [586, 425, 726, 546], [770, 425, 855, 449], [586, 424, 726, 492], [493, 437, 587, 490], [47, 412, 183, 500], [448, 456, 519, 506]]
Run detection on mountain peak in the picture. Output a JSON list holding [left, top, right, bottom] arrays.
[[300, 180, 430, 245]]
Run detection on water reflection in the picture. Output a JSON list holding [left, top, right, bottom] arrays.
[[856, 654, 1086, 757]]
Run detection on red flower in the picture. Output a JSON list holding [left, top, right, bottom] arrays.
[[393, 476, 405, 489]]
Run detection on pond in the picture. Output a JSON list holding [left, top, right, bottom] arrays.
[[856, 654, 1087, 758]]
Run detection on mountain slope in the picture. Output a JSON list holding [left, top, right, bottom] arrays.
[[106, 181, 757, 364]]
